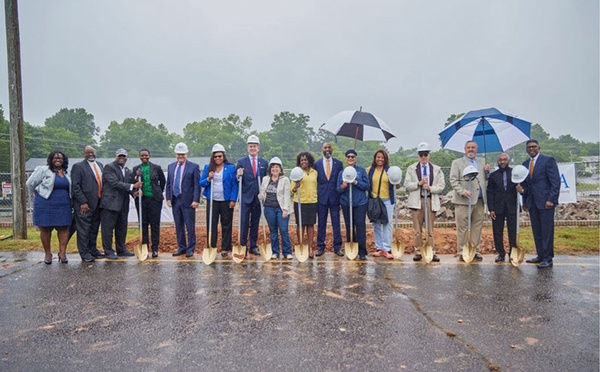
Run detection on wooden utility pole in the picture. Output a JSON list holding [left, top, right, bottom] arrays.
[[4, 0, 27, 239]]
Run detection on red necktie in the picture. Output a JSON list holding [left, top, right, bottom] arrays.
[[252, 157, 257, 177]]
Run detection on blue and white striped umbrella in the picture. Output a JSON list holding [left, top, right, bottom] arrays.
[[438, 108, 531, 154], [321, 110, 396, 144]]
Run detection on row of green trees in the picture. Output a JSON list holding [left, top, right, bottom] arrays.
[[0, 105, 597, 173]]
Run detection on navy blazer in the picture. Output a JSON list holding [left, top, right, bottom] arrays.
[[199, 163, 239, 201], [337, 165, 370, 207], [521, 154, 560, 210], [236, 156, 268, 203], [166, 160, 201, 206], [313, 157, 343, 205]]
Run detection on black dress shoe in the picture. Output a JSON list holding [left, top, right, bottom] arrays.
[[249, 248, 260, 255], [151, 252, 158, 258], [92, 252, 106, 258], [118, 251, 135, 257], [82, 255, 95, 262], [537, 261, 553, 269], [106, 254, 118, 260], [185, 252, 194, 258], [458, 254, 465, 262], [495, 255, 506, 262], [432, 255, 440, 262], [334, 250, 344, 257], [526, 257, 543, 264], [358, 254, 367, 260], [44, 255, 53, 265], [315, 248, 325, 257], [172, 251, 185, 256], [413, 254, 422, 261], [474, 254, 483, 261]]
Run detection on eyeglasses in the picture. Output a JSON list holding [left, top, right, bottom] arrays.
[[213, 155, 223, 159], [418, 153, 429, 157], [117, 155, 127, 158], [346, 155, 356, 159]]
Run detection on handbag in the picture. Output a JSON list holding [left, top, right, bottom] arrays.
[[367, 169, 389, 224]]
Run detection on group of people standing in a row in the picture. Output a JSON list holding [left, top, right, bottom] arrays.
[[26, 135, 560, 268]]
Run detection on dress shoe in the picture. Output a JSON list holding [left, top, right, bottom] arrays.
[[92, 252, 105, 258], [249, 247, 260, 255], [106, 254, 118, 260], [44, 255, 53, 265], [526, 256, 543, 264], [458, 254, 465, 262], [58, 254, 69, 264], [474, 254, 483, 261], [151, 252, 158, 258], [185, 252, 194, 258], [432, 255, 440, 262], [82, 255, 95, 263], [358, 254, 367, 260], [537, 261, 553, 269], [384, 251, 394, 259], [495, 255, 505, 263], [172, 251, 185, 257], [221, 252, 229, 258], [118, 251, 135, 257], [334, 250, 344, 257], [413, 254, 422, 261], [315, 248, 325, 257]]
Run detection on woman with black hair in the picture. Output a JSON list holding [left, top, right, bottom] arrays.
[[26, 151, 73, 264], [291, 151, 318, 258]]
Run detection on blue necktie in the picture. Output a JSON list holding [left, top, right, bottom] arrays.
[[174, 164, 181, 197]]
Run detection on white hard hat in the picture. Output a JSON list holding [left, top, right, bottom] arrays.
[[174, 142, 189, 154], [289, 166, 304, 181], [511, 165, 529, 184], [342, 166, 357, 183], [462, 165, 479, 181], [211, 143, 226, 154], [269, 157, 282, 166], [247, 135, 260, 144], [417, 142, 431, 152], [387, 166, 403, 185]]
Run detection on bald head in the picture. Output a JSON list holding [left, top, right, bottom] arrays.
[[497, 153, 509, 169], [83, 146, 97, 162]]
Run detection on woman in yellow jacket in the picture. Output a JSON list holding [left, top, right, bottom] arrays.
[[291, 151, 318, 258]]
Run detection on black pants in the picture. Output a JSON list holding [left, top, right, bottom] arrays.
[[341, 203, 368, 256], [492, 205, 517, 257], [101, 206, 129, 255], [134, 197, 162, 253], [241, 198, 261, 249], [206, 200, 233, 251], [74, 206, 102, 258]]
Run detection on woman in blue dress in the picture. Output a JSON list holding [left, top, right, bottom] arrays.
[[26, 151, 72, 264]]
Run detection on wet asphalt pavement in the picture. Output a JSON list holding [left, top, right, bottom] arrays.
[[0, 252, 598, 371]]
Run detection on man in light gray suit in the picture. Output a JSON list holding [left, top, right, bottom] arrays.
[[449, 140, 490, 261]]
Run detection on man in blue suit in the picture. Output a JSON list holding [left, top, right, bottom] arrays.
[[517, 140, 560, 269], [236, 135, 268, 255], [313, 142, 344, 256], [166, 142, 201, 257]]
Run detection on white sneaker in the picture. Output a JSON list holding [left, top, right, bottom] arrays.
[[271, 254, 279, 259], [285, 254, 293, 260]]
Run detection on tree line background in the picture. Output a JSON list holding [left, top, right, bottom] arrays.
[[0, 105, 598, 173]]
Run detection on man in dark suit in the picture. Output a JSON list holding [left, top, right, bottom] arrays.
[[518, 140, 560, 269], [166, 142, 200, 257], [236, 135, 268, 255], [71, 146, 106, 262], [100, 148, 143, 259], [487, 153, 518, 263], [132, 149, 166, 258], [313, 142, 344, 256]]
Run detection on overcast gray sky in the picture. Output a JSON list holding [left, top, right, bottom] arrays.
[[1, 0, 598, 151]]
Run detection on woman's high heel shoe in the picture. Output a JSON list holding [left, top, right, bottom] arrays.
[[58, 254, 68, 264], [44, 255, 53, 265]]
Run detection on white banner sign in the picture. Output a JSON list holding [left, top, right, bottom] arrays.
[[558, 162, 577, 204]]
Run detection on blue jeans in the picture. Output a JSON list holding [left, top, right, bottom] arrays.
[[263, 206, 292, 255], [372, 198, 393, 252]]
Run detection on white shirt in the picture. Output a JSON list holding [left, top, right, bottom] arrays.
[[212, 169, 225, 201]]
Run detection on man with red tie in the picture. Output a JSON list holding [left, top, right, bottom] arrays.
[[236, 135, 268, 255]]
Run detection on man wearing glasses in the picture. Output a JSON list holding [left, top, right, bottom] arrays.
[[100, 148, 143, 259], [404, 142, 446, 262], [516, 140, 560, 269]]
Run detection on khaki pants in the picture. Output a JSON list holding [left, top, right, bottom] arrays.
[[454, 199, 485, 253], [411, 197, 435, 254]]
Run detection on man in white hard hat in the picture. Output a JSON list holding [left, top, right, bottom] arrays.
[[313, 142, 344, 256], [449, 140, 490, 261], [404, 142, 446, 262], [236, 135, 268, 255], [486, 153, 518, 262], [166, 142, 200, 257]]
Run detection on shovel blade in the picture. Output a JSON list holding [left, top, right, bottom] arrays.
[[422, 244, 434, 264], [202, 247, 218, 265], [391, 241, 404, 259], [510, 246, 525, 267], [346, 242, 359, 260], [232, 245, 245, 263], [461, 243, 476, 263], [135, 243, 148, 262], [259, 243, 271, 262], [296, 244, 309, 262]]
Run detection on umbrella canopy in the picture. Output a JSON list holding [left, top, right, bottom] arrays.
[[439, 108, 531, 154], [321, 110, 396, 147]]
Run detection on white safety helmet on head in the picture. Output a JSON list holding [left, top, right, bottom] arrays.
[[289, 166, 304, 181], [174, 142, 189, 154], [462, 165, 479, 181], [269, 157, 282, 166], [387, 166, 403, 185], [247, 135, 260, 144], [342, 166, 357, 183], [511, 165, 529, 184], [417, 142, 431, 152], [211, 144, 226, 154]]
